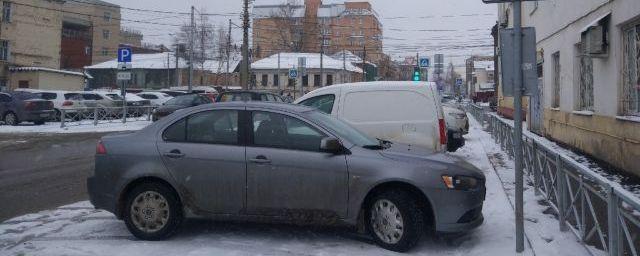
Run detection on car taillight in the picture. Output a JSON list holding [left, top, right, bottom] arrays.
[[439, 118, 447, 145], [62, 101, 73, 106], [96, 140, 107, 155], [48, 101, 54, 109], [25, 102, 36, 110]]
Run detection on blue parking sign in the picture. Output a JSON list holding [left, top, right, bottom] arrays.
[[118, 47, 132, 63], [289, 68, 298, 79]]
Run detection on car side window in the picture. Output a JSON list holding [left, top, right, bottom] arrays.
[[0, 93, 11, 102], [266, 94, 276, 102], [300, 94, 336, 114], [163, 110, 239, 145], [260, 94, 268, 101], [252, 111, 325, 152]]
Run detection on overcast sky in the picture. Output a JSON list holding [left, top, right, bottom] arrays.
[[108, 0, 497, 66]]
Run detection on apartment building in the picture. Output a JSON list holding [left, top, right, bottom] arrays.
[[496, 0, 640, 176], [252, 0, 383, 65]]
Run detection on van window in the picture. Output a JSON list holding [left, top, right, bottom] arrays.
[[342, 91, 434, 122], [300, 94, 335, 114]]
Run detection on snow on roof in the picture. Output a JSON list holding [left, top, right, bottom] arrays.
[[252, 53, 363, 73], [86, 52, 185, 70], [9, 67, 91, 78], [331, 50, 377, 67]]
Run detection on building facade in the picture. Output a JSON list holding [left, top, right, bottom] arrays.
[[497, 0, 640, 176], [252, 0, 383, 64]]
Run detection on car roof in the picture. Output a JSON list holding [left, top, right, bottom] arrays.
[[221, 90, 278, 95], [191, 101, 314, 113], [306, 81, 436, 94]]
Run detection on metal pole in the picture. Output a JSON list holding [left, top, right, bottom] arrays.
[[227, 19, 232, 89], [167, 52, 170, 87], [121, 80, 127, 124], [320, 35, 324, 87], [277, 52, 281, 91], [362, 45, 366, 82], [188, 6, 195, 93], [175, 47, 180, 87], [513, 0, 525, 253], [240, 0, 250, 90]]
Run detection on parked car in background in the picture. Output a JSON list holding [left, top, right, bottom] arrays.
[[159, 90, 189, 97], [216, 90, 285, 103], [151, 94, 212, 121], [136, 92, 173, 106], [88, 102, 486, 252], [443, 105, 469, 152], [15, 89, 86, 120], [0, 91, 55, 125], [296, 82, 448, 152]]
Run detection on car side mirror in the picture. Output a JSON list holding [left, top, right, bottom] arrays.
[[320, 137, 343, 154]]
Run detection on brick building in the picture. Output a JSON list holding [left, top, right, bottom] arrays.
[[252, 0, 383, 64]]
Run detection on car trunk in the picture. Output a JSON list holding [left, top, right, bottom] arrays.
[[24, 99, 53, 111]]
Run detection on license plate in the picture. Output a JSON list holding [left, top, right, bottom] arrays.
[[40, 114, 49, 117]]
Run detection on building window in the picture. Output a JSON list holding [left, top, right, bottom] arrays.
[[85, 46, 91, 55], [552, 52, 560, 108], [101, 47, 109, 56], [322, 39, 331, 47], [261, 74, 268, 87], [327, 74, 333, 86], [273, 74, 279, 87], [104, 12, 111, 22], [2, 1, 11, 23], [0, 40, 8, 61], [103, 30, 111, 39], [359, 17, 364, 25], [302, 75, 309, 87], [18, 80, 29, 88], [0, 79, 7, 92], [623, 22, 640, 116], [578, 42, 594, 111], [314, 74, 321, 87]]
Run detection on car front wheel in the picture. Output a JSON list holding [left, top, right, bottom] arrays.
[[4, 112, 18, 126], [123, 182, 183, 240], [367, 190, 424, 252]]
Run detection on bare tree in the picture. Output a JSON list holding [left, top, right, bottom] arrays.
[[173, 9, 216, 68], [264, 0, 320, 54]]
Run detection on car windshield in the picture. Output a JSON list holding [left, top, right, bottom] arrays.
[[106, 94, 123, 100], [164, 95, 194, 106], [12, 92, 38, 100], [305, 110, 380, 148]]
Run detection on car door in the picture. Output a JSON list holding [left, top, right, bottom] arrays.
[[245, 110, 349, 219], [0, 93, 11, 116], [156, 109, 246, 214]]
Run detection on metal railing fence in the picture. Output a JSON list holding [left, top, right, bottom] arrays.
[[59, 106, 156, 128], [468, 103, 640, 256]]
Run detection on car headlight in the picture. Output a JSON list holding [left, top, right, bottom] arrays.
[[442, 175, 480, 190]]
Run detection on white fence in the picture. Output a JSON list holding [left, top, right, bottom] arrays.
[[468, 104, 640, 256], [59, 106, 156, 128]]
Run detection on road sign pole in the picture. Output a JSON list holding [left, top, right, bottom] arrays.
[[513, 0, 525, 253]]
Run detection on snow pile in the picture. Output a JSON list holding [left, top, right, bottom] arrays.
[[0, 120, 151, 134]]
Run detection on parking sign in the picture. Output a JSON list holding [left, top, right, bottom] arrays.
[[419, 58, 430, 68], [289, 68, 298, 79], [118, 47, 132, 63]]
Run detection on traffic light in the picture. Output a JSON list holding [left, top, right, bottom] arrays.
[[413, 66, 421, 81]]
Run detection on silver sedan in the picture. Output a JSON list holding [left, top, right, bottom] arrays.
[[87, 102, 485, 252]]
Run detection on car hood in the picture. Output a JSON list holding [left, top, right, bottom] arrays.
[[378, 143, 484, 178]]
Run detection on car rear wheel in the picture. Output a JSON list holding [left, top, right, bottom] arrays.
[[4, 112, 18, 126], [367, 190, 424, 252], [123, 182, 183, 240]]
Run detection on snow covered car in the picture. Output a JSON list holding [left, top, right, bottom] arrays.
[[87, 102, 486, 252], [443, 105, 469, 152], [136, 92, 173, 106]]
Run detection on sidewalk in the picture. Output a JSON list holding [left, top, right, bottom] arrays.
[[0, 116, 595, 256]]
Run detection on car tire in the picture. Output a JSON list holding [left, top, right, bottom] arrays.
[[4, 112, 19, 126], [123, 182, 183, 241], [366, 189, 424, 252]]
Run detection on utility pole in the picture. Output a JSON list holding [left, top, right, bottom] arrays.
[[320, 35, 324, 87], [343, 50, 347, 83], [167, 52, 170, 86], [227, 19, 232, 89], [512, 0, 525, 253], [362, 45, 366, 82], [188, 6, 195, 93], [277, 52, 281, 91], [175, 45, 180, 87], [240, 0, 250, 90]]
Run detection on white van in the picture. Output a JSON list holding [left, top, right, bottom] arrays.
[[295, 81, 447, 152]]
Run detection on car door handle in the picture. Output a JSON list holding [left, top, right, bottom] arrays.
[[249, 155, 271, 164], [164, 149, 185, 159]]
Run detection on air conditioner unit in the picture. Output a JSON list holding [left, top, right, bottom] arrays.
[[583, 25, 607, 55]]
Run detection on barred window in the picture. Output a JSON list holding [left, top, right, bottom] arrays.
[[623, 22, 640, 116], [0, 40, 8, 61], [578, 41, 594, 111], [2, 2, 11, 23], [552, 52, 560, 108]]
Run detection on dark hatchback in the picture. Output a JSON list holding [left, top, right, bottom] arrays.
[[216, 90, 285, 103], [0, 91, 55, 125], [151, 94, 212, 121]]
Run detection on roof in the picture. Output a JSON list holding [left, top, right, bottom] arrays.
[[251, 53, 363, 73], [331, 50, 377, 67], [301, 81, 437, 96], [85, 52, 239, 73], [69, 0, 119, 8], [9, 67, 92, 78]]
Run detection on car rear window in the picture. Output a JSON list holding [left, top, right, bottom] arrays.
[[64, 93, 81, 100], [37, 92, 57, 100]]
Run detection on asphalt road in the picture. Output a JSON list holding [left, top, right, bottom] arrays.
[[0, 132, 108, 221]]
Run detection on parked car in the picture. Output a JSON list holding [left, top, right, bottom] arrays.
[[88, 102, 486, 252], [93, 91, 126, 117], [216, 90, 285, 103], [295, 82, 448, 152], [151, 94, 212, 121], [0, 91, 55, 125], [443, 105, 469, 152], [159, 90, 189, 97], [15, 89, 86, 120], [136, 92, 173, 106]]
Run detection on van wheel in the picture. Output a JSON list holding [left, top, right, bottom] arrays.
[[4, 112, 18, 126], [123, 182, 183, 240], [366, 190, 424, 252]]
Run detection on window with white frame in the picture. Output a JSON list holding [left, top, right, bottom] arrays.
[[552, 52, 561, 108], [623, 21, 640, 116], [2, 1, 11, 23], [101, 47, 109, 56], [104, 12, 111, 22], [578, 41, 594, 111], [0, 40, 8, 61], [103, 29, 111, 39]]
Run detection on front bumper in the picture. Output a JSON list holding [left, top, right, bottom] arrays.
[[427, 186, 486, 233]]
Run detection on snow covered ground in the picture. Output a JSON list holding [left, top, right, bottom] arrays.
[[0, 120, 151, 134], [0, 116, 595, 256]]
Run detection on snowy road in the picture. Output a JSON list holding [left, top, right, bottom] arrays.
[[0, 116, 594, 256]]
